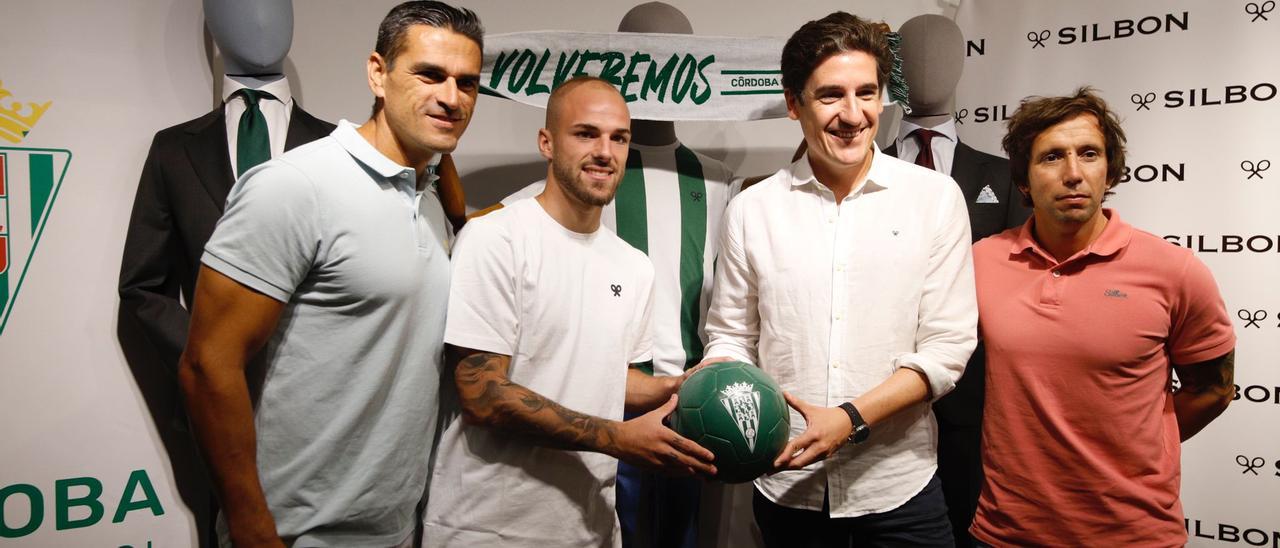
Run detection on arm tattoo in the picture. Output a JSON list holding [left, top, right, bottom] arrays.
[[1174, 350, 1235, 396], [455, 351, 620, 454]]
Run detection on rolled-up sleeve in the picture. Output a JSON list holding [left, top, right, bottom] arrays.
[[894, 181, 978, 401]]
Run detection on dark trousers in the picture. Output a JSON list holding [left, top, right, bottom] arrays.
[[617, 460, 701, 548], [936, 423, 983, 548], [753, 473, 954, 548], [619, 403, 700, 548]]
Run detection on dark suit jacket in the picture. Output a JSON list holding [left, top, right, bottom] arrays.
[[119, 103, 335, 374], [888, 140, 1030, 426]]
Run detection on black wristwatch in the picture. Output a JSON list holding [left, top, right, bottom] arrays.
[[838, 402, 870, 444]]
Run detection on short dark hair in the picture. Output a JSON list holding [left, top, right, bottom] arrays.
[[1002, 87, 1128, 206], [780, 12, 893, 104], [376, 1, 483, 67], [369, 1, 483, 116]]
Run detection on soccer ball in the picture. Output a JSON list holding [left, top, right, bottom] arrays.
[[670, 361, 790, 483]]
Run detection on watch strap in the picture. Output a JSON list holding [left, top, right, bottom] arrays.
[[838, 402, 870, 444]]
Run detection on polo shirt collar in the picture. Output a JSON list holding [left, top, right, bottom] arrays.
[[789, 144, 890, 194], [332, 120, 439, 183], [1010, 208, 1132, 261]]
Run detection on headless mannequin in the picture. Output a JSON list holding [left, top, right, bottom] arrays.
[[613, 6, 723, 548], [204, 0, 292, 87], [898, 14, 963, 129], [205, 0, 300, 179], [618, 2, 691, 146]]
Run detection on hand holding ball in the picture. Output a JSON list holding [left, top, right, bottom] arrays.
[[669, 361, 790, 483]]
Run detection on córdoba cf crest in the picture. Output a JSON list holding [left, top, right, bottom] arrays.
[[719, 381, 761, 451], [0, 147, 70, 336]]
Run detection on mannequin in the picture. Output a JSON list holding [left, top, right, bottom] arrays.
[[898, 15, 961, 129], [118, 3, 335, 544], [613, 7, 728, 546], [205, 0, 293, 81], [890, 14, 1030, 548], [617, 2, 690, 147]]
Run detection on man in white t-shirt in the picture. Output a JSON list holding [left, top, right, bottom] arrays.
[[498, 109, 739, 548], [423, 77, 716, 548]]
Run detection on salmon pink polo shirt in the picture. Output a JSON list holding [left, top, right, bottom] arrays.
[[970, 209, 1235, 547]]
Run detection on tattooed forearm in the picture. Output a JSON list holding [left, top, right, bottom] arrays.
[[1171, 349, 1235, 442], [453, 349, 621, 455], [1174, 350, 1235, 395]]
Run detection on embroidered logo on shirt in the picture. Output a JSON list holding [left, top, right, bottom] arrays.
[[976, 185, 1000, 204], [1104, 288, 1128, 299], [719, 382, 761, 451], [610, 284, 622, 297]]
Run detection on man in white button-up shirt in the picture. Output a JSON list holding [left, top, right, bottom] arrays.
[[703, 12, 977, 547]]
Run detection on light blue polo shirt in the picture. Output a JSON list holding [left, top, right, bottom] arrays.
[[203, 120, 451, 547]]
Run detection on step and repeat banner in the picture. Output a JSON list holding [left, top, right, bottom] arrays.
[[955, 1, 1279, 545]]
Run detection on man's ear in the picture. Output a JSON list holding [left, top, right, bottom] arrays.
[[367, 52, 389, 101], [537, 128, 553, 161], [785, 90, 801, 121]]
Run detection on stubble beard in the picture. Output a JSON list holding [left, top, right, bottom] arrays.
[[552, 157, 617, 207]]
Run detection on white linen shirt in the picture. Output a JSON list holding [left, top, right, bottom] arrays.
[[703, 148, 977, 517]]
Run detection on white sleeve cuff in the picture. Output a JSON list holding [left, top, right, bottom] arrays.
[[894, 353, 964, 403]]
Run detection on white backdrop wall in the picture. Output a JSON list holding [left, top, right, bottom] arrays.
[[3, 1, 1273, 547]]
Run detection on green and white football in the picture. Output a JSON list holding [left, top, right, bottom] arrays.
[[670, 361, 790, 483]]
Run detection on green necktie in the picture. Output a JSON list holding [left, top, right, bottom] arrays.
[[234, 88, 275, 177]]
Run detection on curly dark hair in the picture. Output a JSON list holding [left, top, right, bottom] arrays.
[[1002, 87, 1128, 206]]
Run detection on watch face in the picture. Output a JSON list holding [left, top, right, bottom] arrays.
[[840, 402, 869, 443], [852, 424, 870, 443]]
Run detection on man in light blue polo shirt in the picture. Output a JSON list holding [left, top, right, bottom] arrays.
[[177, 3, 483, 546]]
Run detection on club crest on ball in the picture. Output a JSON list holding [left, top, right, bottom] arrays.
[[718, 381, 761, 452]]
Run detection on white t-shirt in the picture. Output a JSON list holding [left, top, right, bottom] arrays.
[[503, 142, 738, 376], [425, 198, 655, 548]]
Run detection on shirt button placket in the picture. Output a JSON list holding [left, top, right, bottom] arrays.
[[827, 199, 845, 408], [399, 171, 421, 248], [1041, 265, 1065, 305]]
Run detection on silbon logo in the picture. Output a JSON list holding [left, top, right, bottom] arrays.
[[719, 381, 761, 451], [1026, 12, 1190, 48], [0, 147, 71, 337]]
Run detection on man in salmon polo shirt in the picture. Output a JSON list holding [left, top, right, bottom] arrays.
[[969, 87, 1237, 547]]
